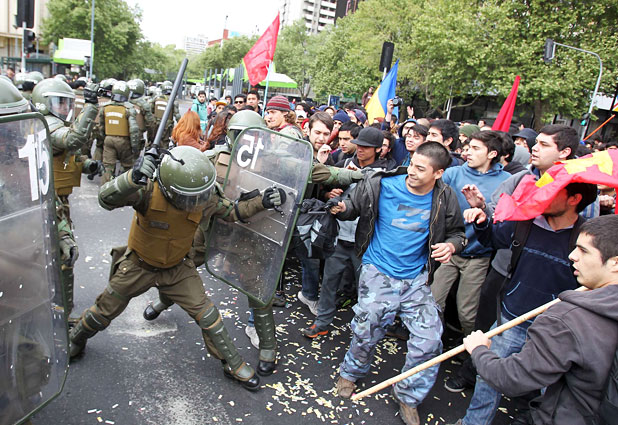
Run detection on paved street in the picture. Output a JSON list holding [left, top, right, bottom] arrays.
[[32, 174, 518, 425]]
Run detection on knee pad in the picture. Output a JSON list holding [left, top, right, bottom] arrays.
[[83, 308, 110, 332], [197, 305, 220, 330]]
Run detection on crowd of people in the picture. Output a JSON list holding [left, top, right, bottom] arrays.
[[3, 65, 618, 425]]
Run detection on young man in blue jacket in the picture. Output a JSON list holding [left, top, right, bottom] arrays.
[[431, 130, 511, 336], [191, 90, 209, 133], [331, 142, 466, 425]]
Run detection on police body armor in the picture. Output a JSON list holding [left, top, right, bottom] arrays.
[[104, 104, 130, 137], [127, 182, 204, 268], [74, 90, 85, 120], [153, 96, 168, 120]]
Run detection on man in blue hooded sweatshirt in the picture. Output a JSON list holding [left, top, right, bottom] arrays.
[[431, 130, 510, 335]]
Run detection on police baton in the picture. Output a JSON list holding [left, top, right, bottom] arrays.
[[350, 286, 588, 401], [137, 58, 188, 185]]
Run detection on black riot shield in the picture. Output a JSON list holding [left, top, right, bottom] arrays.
[[0, 113, 68, 425], [205, 127, 313, 307]]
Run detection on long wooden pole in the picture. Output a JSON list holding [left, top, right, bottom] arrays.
[[351, 286, 588, 401], [583, 113, 615, 141]]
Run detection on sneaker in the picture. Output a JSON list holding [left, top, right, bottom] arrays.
[[444, 374, 474, 393], [244, 325, 259, 349], [297, 291, 318, 316], [301, 323, 328, 339], [391, 388, 420, 425], [335, 376, 356, 399], [272, 291, 286, 307]]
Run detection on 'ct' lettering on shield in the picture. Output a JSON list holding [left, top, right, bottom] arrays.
[[236, 138, 264, 170]]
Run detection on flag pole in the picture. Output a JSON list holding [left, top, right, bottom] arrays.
[[261, 61, 273, 118], [350, 286, 588, 401]]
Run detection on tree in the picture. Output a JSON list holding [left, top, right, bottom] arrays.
[[41, 0, 143, 79], [187, 36, 258, 80], [274, 20, 321, 99]]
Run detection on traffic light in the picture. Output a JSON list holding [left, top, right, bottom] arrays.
[[543, 38, 555, 64], [25, 30, 36, 54], [15, 0, 34, 29], [580, 113, 590, 126]]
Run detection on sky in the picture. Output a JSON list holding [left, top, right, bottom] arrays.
[[126, 0, 282, 49]]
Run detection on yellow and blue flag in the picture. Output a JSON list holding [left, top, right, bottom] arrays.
[[365, 59, 399, 124]]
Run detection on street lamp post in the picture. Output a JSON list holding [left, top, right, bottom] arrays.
[[89, 0, 95, 79], [544, 38, 603, 137]]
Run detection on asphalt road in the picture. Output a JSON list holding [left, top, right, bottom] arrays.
[[31, 125, 519, 425]]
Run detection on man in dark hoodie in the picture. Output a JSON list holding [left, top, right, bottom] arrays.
[[455, 214, 618, 425], [427, 119, 464, 168], [450, 182, 598, 425]]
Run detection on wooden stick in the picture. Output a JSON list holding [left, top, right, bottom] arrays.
[[351, 286, 588, 401], [584, 113, 615, 141]]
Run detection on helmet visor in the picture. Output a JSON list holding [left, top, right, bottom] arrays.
[[168, 184, 214, 212], [48, 95, 75, 122]]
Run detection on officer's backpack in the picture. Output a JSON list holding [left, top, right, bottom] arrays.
[[293, 198, 339, 260]]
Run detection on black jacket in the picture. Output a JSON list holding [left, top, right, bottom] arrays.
[[336, 167, 466, 284]]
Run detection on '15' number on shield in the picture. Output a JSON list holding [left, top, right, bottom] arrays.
[[18, 130, 51, 201], [236, 138, 264, 170]]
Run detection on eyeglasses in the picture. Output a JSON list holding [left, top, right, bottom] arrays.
[[234, 100, 244, 104]]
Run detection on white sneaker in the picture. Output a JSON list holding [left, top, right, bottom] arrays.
[[244, 325, 259, 349], [298, 291, 319, 316]]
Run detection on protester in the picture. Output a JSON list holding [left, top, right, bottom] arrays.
[[380, 130, 398, 169], [427, 119, 464, 167], [402, 124, 428, 166], [331, 142, 466, 425], [513, 128, 538, 153], [191, 90, 209, 133], [206, 109, 235, 148], [431, 131, 511, 336], [233, 93, 247, 109], [247, 89, 262, 115], [264, 95, 303, 140], [172, 111, 208, 151]]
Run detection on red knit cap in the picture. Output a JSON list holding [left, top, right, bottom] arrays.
[[266, 95, 291, 111]]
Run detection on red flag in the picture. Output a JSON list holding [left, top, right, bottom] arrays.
[[243, 13, 280, 86], [492, 76, 521, 132], [494, 150, 618, 221]]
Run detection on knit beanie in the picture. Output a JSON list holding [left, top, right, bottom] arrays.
[[266, 95, 291, 111]]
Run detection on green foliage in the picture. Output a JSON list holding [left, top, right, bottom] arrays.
[[187, 36, 258, 79], [41, 0, 142, 79], [308, 0, 618, 127]]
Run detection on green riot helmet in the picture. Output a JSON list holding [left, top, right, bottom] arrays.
[[127, 79, 145, 98], [111, 81, 130, 102], [147, 85, 157, 97], [161, 80, 173, 95], [156, 146, 216, 212], [0, 77, 29, 114], [226, 109, 266, 145], [13, 72, 27, 89], [31, 78, 76, 122], [22, 71, 44, 92], [100, 78, 117, 98], [54, 74, 68, 83]]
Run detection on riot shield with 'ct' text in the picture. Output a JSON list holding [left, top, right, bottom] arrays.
[[205, 127, 313, 307], [0, 113, 68, 425]]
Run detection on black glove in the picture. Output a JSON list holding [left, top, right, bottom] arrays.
[[132, 154, 157, 185], [83, 83, 99, 104], [262, 187, 287, 209], [87, 160, 104, 180]]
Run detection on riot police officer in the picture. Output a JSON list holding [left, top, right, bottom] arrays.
[[128, 78, 156, 152], [69, 146, 284, 391], [31, 77, 101, 319], [100, 81, 140, 184], [149, 80, 181, 148], [84, 78, 116, 160]]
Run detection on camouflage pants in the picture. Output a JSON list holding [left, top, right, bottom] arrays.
[[340, 263, 443, 407]]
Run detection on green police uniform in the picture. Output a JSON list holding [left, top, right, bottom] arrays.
[[69, 146, 279, 391], [31, 77, 100, 317], [101, 81, 141, 184], [128, 79, 156, 152], [148, 80, 180, 148]]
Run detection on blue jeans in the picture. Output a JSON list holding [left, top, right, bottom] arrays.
[[462, 314, 528, 425], [295, 244, 320, 301], [340, 264, 443, 407]]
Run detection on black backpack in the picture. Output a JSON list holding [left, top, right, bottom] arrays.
[[293, 198, 339, 260]]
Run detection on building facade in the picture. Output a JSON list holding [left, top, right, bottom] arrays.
[[281, 0, 337, 34]]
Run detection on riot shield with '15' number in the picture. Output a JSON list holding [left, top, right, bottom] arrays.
[[205, 127, 313, 307], [0, 113, 68, 425]]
